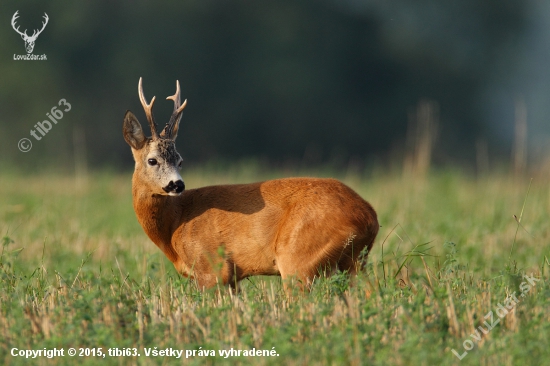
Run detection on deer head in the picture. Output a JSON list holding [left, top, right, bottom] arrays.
[[11, 11, 49, 54], [123, 78, 188, 196]]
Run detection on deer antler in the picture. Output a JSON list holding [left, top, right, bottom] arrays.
[[138, 77, 159, 139], [162, 80, 187, 139], [11, 11, 28, 38], [28, 13, 49, 40]]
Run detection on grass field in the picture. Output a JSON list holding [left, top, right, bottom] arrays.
[[0, 164, 549, 365]]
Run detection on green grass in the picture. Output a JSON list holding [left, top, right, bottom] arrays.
[[0, 166, 549, 365]]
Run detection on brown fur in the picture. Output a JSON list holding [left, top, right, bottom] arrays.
[[124, 79, 379, 290], [131, 172, 378, 289]]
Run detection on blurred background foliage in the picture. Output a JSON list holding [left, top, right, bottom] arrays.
[[0, 0, 548, 172]]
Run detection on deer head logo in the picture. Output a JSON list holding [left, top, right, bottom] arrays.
[[11, 11, 49, 54]]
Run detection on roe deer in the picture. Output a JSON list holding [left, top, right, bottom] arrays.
[[123, 78, 379, 290]]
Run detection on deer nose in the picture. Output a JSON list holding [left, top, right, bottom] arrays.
[[163, 180, 185, 194], [174, 180, 185, 193]]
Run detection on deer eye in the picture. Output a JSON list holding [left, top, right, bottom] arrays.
[[178, 161, 182, 169], [147, 158, 158, 166]]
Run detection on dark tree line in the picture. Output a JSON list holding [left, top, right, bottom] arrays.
[[0, 0, 530, 170]]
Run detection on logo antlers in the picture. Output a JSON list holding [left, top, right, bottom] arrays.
[[11, 10, 49, 54]]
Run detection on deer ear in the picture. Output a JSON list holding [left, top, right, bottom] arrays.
[[123, 111, 147, 149]]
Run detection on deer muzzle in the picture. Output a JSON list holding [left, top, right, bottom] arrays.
[[163, 180, 185, 195]]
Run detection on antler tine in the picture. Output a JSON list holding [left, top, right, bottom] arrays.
[[11, 11, 27, 37], [138, 77, 159, 139], [35, 13, 49, 36], [166, 80, 181, 111], [166, 80, 188, 115], [163, 80, 187, 139]]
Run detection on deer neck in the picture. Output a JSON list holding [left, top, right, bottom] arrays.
[[131, 175, 181, 264]]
